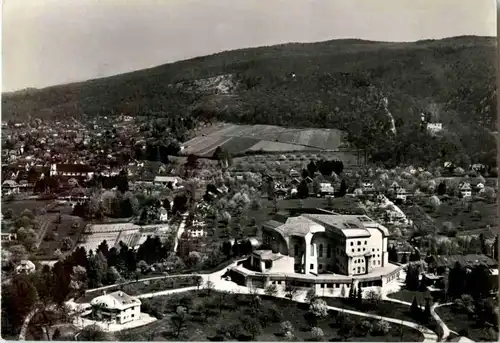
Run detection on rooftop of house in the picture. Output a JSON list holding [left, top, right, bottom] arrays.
[[90, 291, 141, 310]]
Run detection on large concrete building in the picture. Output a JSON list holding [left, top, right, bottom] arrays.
[[230, 211, 400, 291]]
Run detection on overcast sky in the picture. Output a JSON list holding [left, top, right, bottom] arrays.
[[2, 0, 496, 92]]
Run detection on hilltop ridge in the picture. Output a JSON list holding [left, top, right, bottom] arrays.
[[2, 36, 496, 167]]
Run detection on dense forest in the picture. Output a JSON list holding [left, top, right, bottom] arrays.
[[2, 36, 496, 167]]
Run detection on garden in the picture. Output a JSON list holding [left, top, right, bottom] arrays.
[[114, 290, 424, 341], [75, 275, 202, 303], [435, 296, 499, 342]]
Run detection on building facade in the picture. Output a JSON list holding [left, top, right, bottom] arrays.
[[230, 211, 400, 291]]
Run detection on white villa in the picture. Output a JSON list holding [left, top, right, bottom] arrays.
[[90, 291, 141, 325], [16, 260, 36, 274], [230, 211, 400, 291]]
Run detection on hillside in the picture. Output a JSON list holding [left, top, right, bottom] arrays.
[[2, 36, 497, 167]]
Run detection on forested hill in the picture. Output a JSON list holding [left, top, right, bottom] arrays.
[[2, 36, 497, 167]]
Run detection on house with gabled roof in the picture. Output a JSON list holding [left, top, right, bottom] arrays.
[[459, 182, 472, 198]]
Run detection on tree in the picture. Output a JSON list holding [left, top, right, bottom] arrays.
[[204, 280, 215, 295], [280, 320, 294, 335], [338, 179, 347, 197], [78, 324, 109, 341], [388, 245, 398, 262], [297, 180, 309, 199], [410, 296, 421, 318], [310, 327, 324, 341], [405, 264, 420, 291], [373, 320, 391, 335], [240, 315, 262, 339], [479, 233, 488, 255], [305, 287, 317, 303], [357, 285, 363, 303], [61, 237, 74, 251], [264, 284, 278, 297], [437, 182, 447, 195], [423, 298, 432, 321], [17, 227, 38, 251], [366, 289, 381, 306], [170, 306, 188, 338], [309, 298, 328, 318], [340, 284, 346, 298]]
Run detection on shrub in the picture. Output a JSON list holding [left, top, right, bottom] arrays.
[[309, 299, 328, 318], [359, 320, 373, 333]]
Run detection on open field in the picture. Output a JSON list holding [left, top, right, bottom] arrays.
[[115, 291, 424, 341], [435, 305, 499, 342], [182, 123, 350, 157], [34, 214, 87, 260]]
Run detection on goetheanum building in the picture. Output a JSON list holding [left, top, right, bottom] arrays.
[[230, 211, 401, 292]]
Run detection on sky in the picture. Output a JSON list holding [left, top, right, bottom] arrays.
[[2, 0, 497, 92]]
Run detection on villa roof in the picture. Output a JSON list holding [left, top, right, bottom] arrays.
[[90, 291, 141, 311]]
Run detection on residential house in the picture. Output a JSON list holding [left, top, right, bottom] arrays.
[[459, 182, 472, 198], [90, 291, 141, 325], [153, 175, 183, 188], [159, 207, 168, 222], [395, 187, 408, 202], [319, 182, 334, 196], [289, 169, 301, 178], [50, 163, 95, 180], [2, 180, 19, 194], [16, 260, 36, 274], [362, 181, 374, 192]]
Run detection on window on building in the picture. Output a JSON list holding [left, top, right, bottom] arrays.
[[363, 248, 365, 251], [350, 242, 354, 246], [357, 267, 361, 273], [319, 264, 323, 270], [327, 244, 331, 258], [320, 283, 325, 288], [311, 244, 314, 256], [294, 245, 298, 256], [319, 244, 323, 257], [310, 264, 314, 270], [352, 249, 354, 252], [357, 241, 361, 245], [358, 248, 360, 252], [365, 241, 367, 245]]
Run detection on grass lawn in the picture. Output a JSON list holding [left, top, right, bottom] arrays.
[[387, 289, 434, 304], [321, 297, 439, 333], [75, 275, 202, 303], [435, 305, 499, 342], [115, 291, 424, 341], [427, 197, 497, 232]]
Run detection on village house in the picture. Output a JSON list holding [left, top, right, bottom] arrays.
[[16, 260, 36, 274], [459, 182, 472, 198], [153, 175, 183, 189], [319, 182, 335, 196], [90, 291, 141, 325], [395, 187, 408, 202]]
